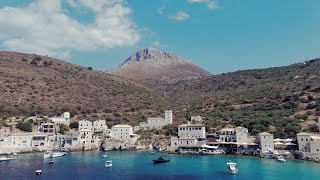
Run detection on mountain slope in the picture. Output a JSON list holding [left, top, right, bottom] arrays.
[[164, 59, 320, 137], [109, 48, 211, 81], [0, 51, 163, 117]]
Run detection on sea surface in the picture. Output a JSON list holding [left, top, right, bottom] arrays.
[[0, 150, 319, 180]]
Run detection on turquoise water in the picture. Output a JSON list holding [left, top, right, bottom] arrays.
[[0, 150, 319, 180]]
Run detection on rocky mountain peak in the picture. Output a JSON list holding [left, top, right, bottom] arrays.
[[120, 48, 184, 66], [110, 48, 212, 81]]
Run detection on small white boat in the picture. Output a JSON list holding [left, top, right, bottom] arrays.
[[277, 156, 286, 162], [44, 151, 67, 159], [0, 155, 13, 162], [227, 161, 238, 174], [103, 155, 108, 158], [150, 151, 154, 154], [35, 170, 42, 175], [11, 152, 19, 156], [105, 160, 112, 168]]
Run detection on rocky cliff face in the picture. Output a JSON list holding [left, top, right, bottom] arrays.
[[109, 48, 212, 81]]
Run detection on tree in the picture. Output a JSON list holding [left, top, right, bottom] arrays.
[[59, 124, 70, 134], [30, 59, 38, 65], [69, 121, 79, 129], [162, 124, 178, 136], [309, 125, 319, 132], [0, 120, 10, 128], [16, 121, 32, 132]]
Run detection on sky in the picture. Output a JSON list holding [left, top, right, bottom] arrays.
[[0, 0, 320, 74]]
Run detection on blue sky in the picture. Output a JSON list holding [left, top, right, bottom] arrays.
[[0, 0, 320, 74]]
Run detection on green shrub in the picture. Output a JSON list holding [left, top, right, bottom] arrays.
[[16, 121, 32, 132]]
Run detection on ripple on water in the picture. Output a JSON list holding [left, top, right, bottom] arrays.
[[0, 151, 320, 180]]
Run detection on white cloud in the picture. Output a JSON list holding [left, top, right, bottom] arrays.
[[187, 0, 218, 10], [0, 0, 140, 58], [169, 11, 190, 21]]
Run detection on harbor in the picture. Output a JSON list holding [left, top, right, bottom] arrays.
[[0, 150, 319, 179]]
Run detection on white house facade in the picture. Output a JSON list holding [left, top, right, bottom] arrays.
[[258, 132, 274, 153]]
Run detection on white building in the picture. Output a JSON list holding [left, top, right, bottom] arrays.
[[7, 133, 33, 148], [111, 125, 138, 144], [2, 133, 48, 150], [93, 120, 107, 132], [297, 132, 320, 153], [235, 127, 248, 144], [217, 127, 248, 145], [79, 120, 93, 131], [0, 127, 11, 138], [258, 132, 274, 153], [78, 120, 93, 144], [39, 123, 55, 134], [178, 124, 206, 139], [190, 116, 204, 123], [31, 134, 48, 150], [50, 112, 71, 130], [170, 124, 206, 150], [133, 126, 140, 132], [217, 128, 236, 143], [65, 131, 80, 148], [139, 110, 173, 129]]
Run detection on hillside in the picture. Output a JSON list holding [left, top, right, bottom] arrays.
[[1, 51, 320, 138], [0, 51, 164, 121], [109, 48, 211, 81], [165, 59, 320, 137]]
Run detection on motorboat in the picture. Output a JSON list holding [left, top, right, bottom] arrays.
[[227, 161, 238, 174], [35, 170, 42, 175], [11, 152, 19, 156], [103, 154, 108, 158], [152, 156, 170, 164], [105, 160, 112, 168], [0, 154, 13, 162], [277, 156, 286, 162], [44, 151, 67, 159], [48, 159, 54, 164], [150, 151, 154, 154]]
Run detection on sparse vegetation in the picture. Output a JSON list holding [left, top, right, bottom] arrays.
[[16, 121, 32, 132], [59, 124, 70, 134], [69, 121, 79, 129]]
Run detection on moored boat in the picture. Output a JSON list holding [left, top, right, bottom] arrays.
[[103, 155, 108, 158], [0, 154, 13, 162], [152, 156, 170, 164], [227, 161, 238, 174], [44, 151, 67, 159], [277, 156, 286, 162], [105, 160, 112, 168], [35, 170, 42, 175]]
